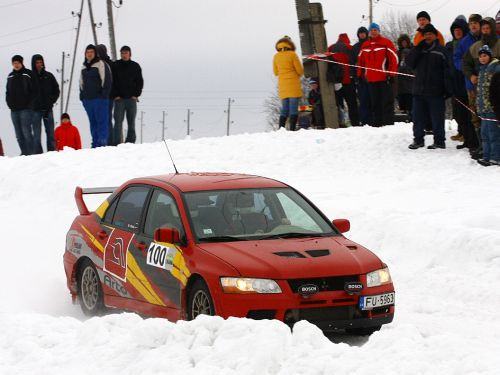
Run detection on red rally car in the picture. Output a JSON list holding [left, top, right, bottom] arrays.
[[64, 172, 395, 334]]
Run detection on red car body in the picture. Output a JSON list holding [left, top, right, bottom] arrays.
[[64, 173, 395, 332]]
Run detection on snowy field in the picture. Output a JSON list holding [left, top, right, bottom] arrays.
[[0, 123, 499, 374]]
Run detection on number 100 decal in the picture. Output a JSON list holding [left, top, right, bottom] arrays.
[[147, 243, 177, 271]]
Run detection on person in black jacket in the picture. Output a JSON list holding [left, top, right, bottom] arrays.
[[96, 44, 115, 145], [112, 45, 144, 144], [6, 55, 36, 155], [490, 71, 500, 122], [80, 44, 112, 148], [351, 27, 371, 125], [407, 24, 453, 149], [31, 54, 60, 153]]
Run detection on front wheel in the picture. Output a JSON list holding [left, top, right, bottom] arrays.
[[187, 279, 215, 320], [77, 259, 105, 316]]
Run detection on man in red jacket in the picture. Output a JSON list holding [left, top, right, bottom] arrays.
[[357, 23, 399, 127], [55, 113, 82, 151], [328, 34, 360, 126]]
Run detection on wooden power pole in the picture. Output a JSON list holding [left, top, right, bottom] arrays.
[[106, 0, 117, 60], [87, 0, 98, 45], [295, 1, 338, 128], [369, 0, 373, 25], [65, 0, 84, 113], [59, 51, 66, 119]]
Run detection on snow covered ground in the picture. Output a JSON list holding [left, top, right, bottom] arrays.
[[0, 123, 499, 374]]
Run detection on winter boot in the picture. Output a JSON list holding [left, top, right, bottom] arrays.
[[289, 115, 298, 131], [427, 143, 446, 149], [279, 116, 287, 129], [408, 141, 425, 150]]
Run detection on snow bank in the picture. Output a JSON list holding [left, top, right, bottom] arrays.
[[1, 124, 499, 374]]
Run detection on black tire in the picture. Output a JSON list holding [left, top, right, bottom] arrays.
[[77, 259, 105, 316], [187, 279, 215, 320], [346, 325, 381, 336]]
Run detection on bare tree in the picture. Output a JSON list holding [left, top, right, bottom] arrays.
[[380, 10, 416, 46]]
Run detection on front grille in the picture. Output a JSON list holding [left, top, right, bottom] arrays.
[[286, 305, 355, 322], [288, 275, 359, 293], [246, 310, 276, 320]]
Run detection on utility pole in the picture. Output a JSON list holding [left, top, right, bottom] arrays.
[[59, 51, 67, 119], [295, 1, 338, 128], [65, 0, 84, 113], [140, 111, 144, 144], [161, 111, 167, 140], [186, 109, 192, 136], [87, 0, 98, 45], [225, 98, 234, 136], [369, 0, 373, 25], [106, 0, 118, 60]]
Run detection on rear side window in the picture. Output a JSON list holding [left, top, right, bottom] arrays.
[[111, 186, 150, 231], [103, 198, 118, 223]]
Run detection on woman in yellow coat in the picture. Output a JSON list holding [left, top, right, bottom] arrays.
[[273, 36, 304, 130]]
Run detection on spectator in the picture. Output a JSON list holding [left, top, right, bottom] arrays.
[[496, 10, 500, 37], [475, 45, 500, 166], [6, 55, 36, 155], [112, 45, 144, 143], [407, 24, 453, 150], [80, 44, 112, 148], [55, 113, 81, 151], [357, 23, 398, 127], [446, 16, 474, 149], [96, 45, 115, 145], [308, 79, 324, 128], [397, 34, 413, 60], [328, 33, 359, 126], [31, 54, 60, 153], [0, 138, 3, 156], [351, 26, 371, 125], [491, 71, 500, 121], [396, 48, 413, 119], [414, 11, 445, 46], [273, 36, 304, 131]]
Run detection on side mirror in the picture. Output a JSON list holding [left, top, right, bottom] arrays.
[[155, 227, 181, 244], [332, 219, 350, 233]]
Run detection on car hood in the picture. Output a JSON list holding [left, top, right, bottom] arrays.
[[197, 236, 383, 279]]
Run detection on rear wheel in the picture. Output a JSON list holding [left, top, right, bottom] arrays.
[[77, 259, 105, 316], [187, 279, 215, 320]]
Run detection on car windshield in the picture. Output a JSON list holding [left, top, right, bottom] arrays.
[[184, 188, 337, 242]]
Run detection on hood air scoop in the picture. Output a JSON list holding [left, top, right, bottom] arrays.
[[305, 249, 330, 257], [273, 251, 306, 258]]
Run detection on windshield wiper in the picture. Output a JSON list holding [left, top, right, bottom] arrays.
[[199, 235, 248, 242], [258, 232, 327, 240]]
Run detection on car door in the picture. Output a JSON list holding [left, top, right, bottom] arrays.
[[100, 185, 151, 301], [133, 188, 188, 310]]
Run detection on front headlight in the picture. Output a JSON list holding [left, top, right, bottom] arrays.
[[220, 277, 282, 294], [366, 267, 392, 287]]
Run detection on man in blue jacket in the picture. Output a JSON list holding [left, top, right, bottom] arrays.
[[79, 44, 112, 148], [453, 14, 482, 154]]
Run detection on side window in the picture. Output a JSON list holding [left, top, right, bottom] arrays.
[[103, 198, 118, 224], [276, 192, 321, 232], [111, 186, 150, 231], [144, 190, 184, 237]]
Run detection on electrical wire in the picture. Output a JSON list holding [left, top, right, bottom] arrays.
[[379, 0, 435, 7], [0, 28, 74, 48], [429, 0, 452, 13], [0, 0, 35, 9], [0, 17, 71, 38]]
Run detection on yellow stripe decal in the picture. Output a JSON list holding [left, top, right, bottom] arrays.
[[80, 224, 104, 253], [127, 252, 166, 306], [95, 199, 110, 219]]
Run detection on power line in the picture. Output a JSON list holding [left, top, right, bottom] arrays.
[[379, 0, 434, 7], [0, 17, 71, 38], [430, 0, 452, 13], [0, 0, 35, 9], [0, 28, 74, 48]]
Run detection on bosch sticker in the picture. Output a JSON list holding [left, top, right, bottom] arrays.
[[147, 243, 177, 271]]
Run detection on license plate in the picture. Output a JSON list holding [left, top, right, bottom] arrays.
[[359, 292, 395, 310]]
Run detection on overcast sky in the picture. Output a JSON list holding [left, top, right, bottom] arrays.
[[0, 0, 498, 156]]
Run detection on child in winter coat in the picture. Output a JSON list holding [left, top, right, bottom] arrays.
[[475, 45, 500, 166], [55, 113, 82, 151], [308, 80, 324, 129]]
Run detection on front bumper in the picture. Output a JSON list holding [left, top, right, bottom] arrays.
[[213, 282, 395, 331]]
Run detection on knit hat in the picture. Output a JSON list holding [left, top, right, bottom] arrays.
[[422, 23, 438, 36], [11, 55, 23, 64], [61, 113, 71, 120], [478, 44, 492, 57], [369, 22, 380, 31], [120, 45, 131, 53], [416, 11, 431, 21], [85, 44, 97, 52], [468, 14, 482, 23]]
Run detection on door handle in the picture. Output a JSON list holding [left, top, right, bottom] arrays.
[[137, 242, 146, 251], [97, 230, 108, 239]]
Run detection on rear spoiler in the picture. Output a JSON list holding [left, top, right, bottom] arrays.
[[75, 186, 117, 215]]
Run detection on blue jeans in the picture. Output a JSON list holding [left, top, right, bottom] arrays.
[[412, 95, 445, 145], [32, 110, 55, 153], [11, 109, 34, 155], [113, 98, 137, 144], [357, 79, 371, 125], [480, 112, 500, 162], [82, 98, 109, 148], [280, 97, 300, 117]]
